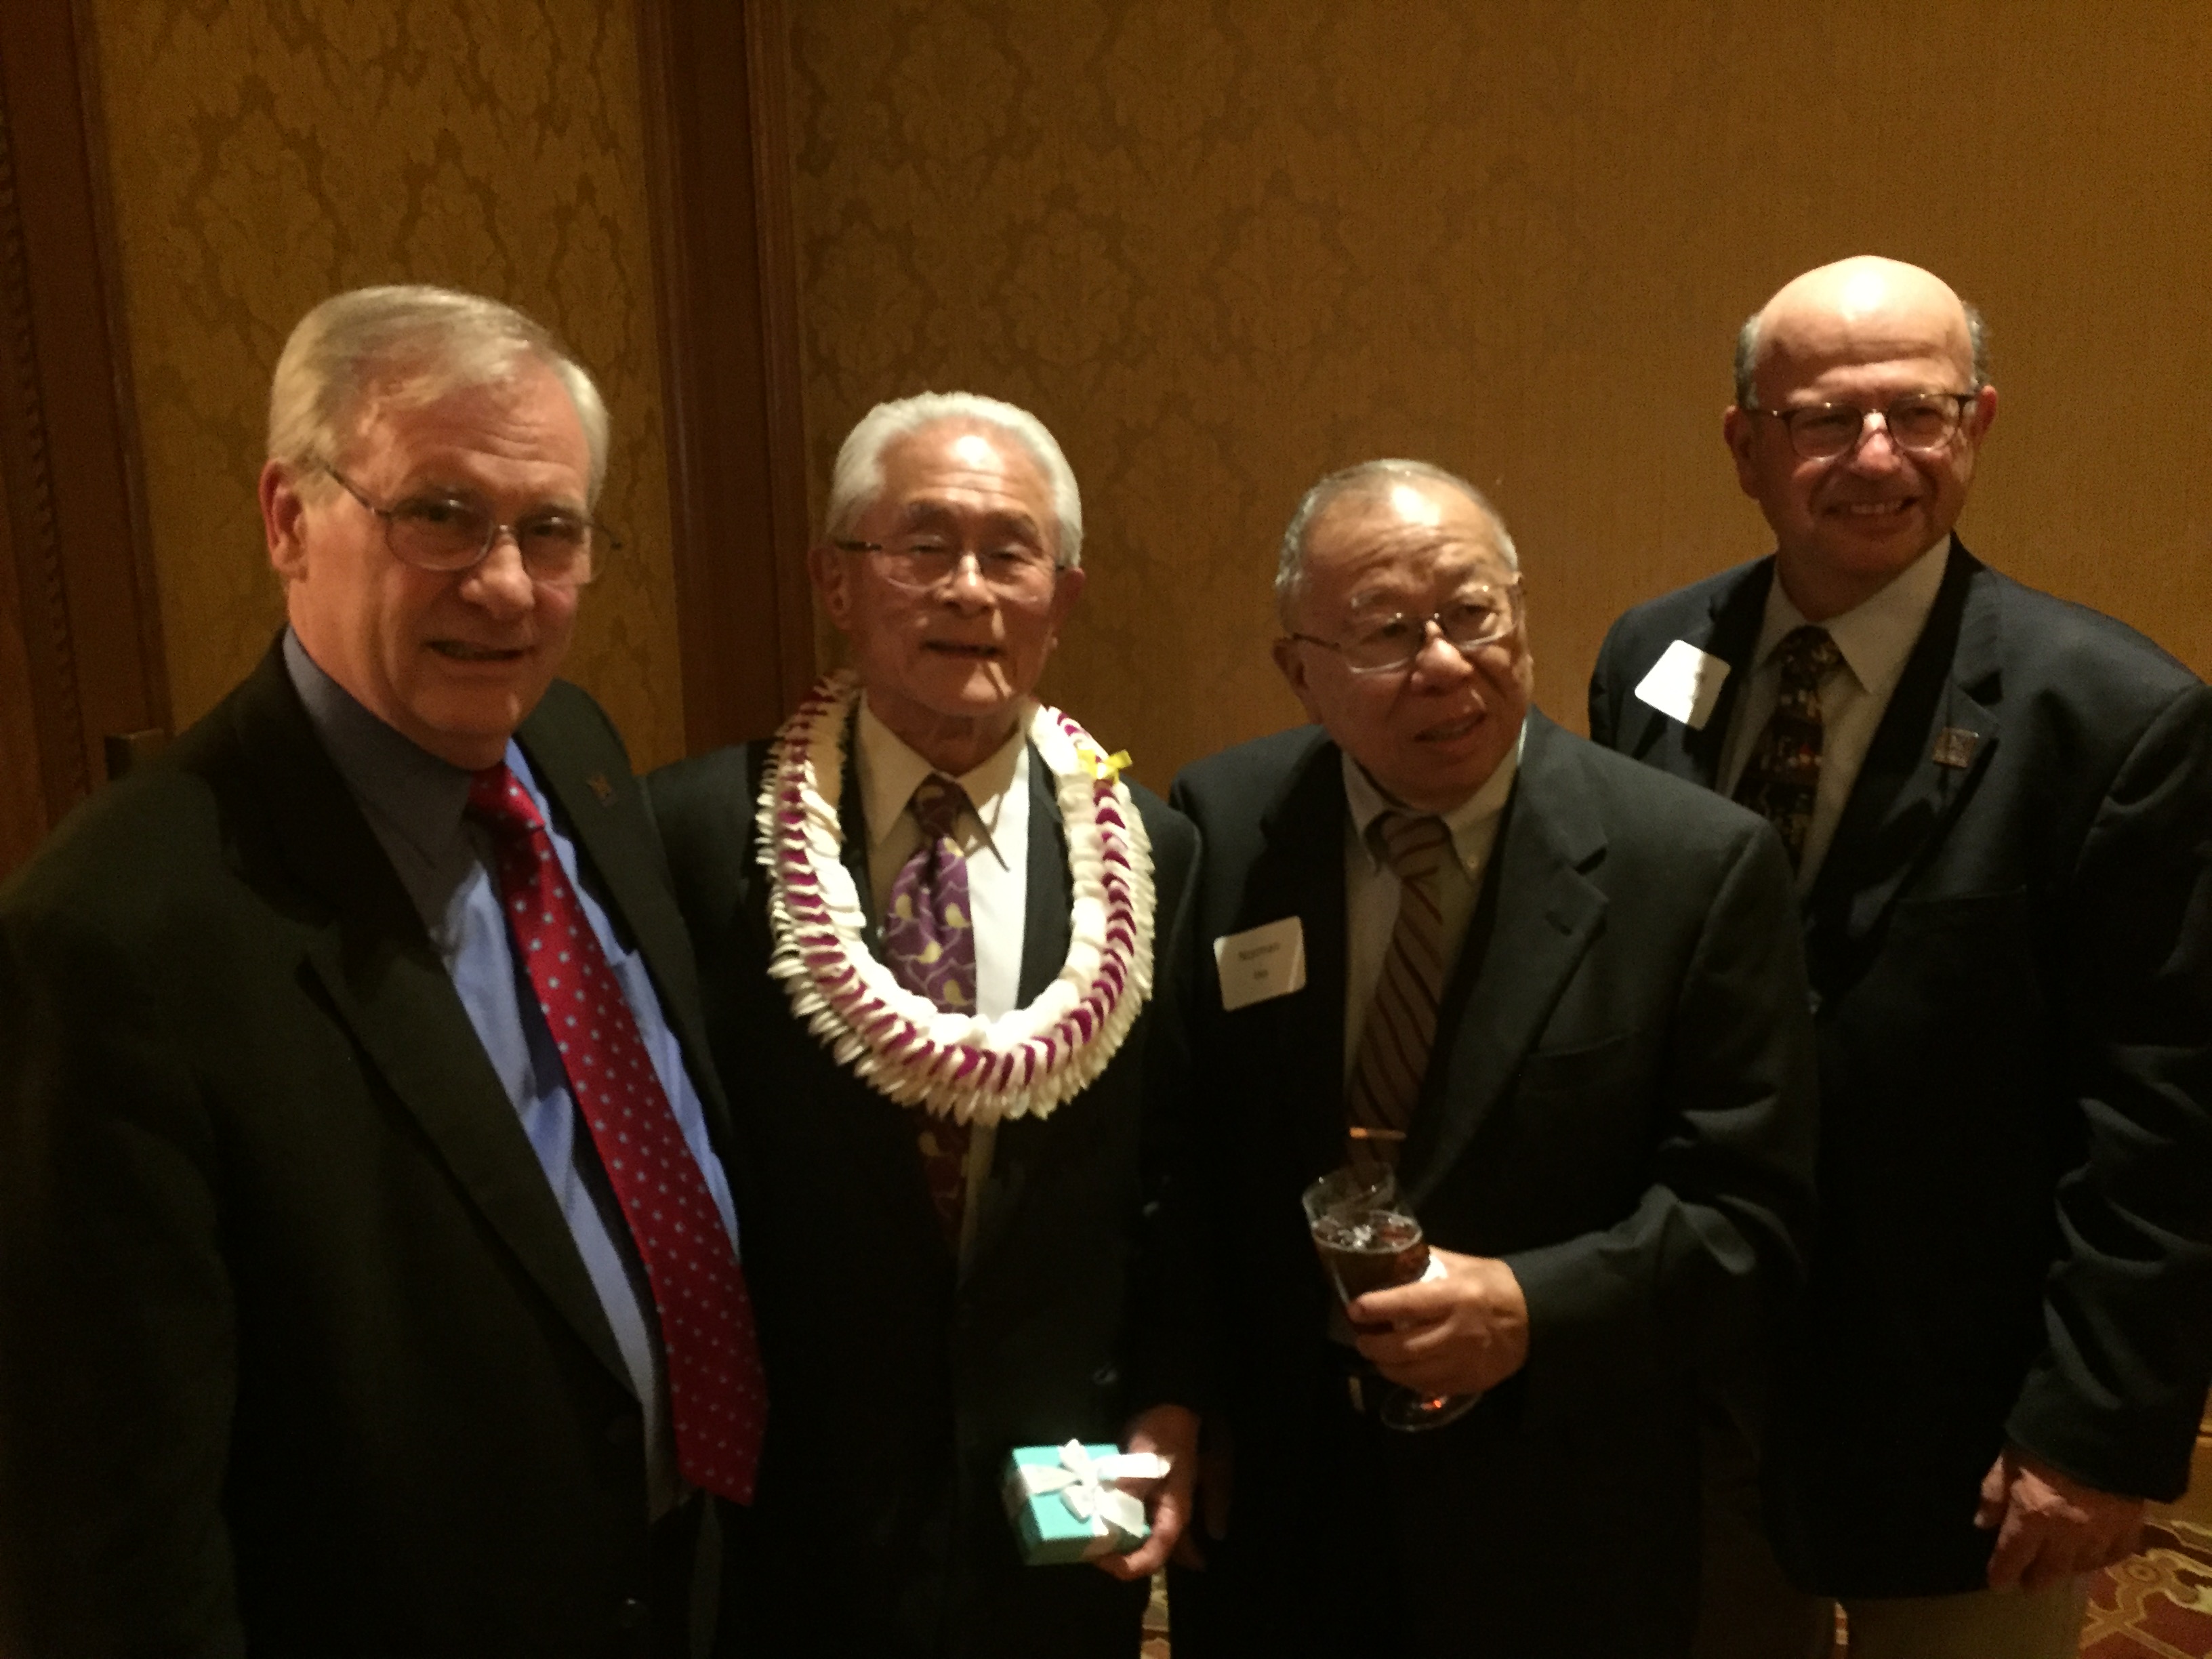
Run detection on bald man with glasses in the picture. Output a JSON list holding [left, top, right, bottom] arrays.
[[1591, 256, 2212, 1658]]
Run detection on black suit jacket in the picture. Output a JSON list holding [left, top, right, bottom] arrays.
[[1589, 540, 2212, 1595], [0, 642, 745, 1655], [1167, 712, 1818, 1658], [649, 740, 1202, 1659]]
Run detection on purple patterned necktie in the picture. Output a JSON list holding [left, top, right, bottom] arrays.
[[1733, 624, 1843, 869], [881, 774, 977, 1248]]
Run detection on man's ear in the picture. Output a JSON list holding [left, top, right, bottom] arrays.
[[1721, 405, 1761, 500], [261, 459, 310, 582], [808, 541, 852, 629], [1272, 636, 1324, 724], [1043, 564, 1086, 650]]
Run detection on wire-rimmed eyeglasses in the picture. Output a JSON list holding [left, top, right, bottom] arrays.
[[321, 464, 614, 589], [1750, 392, 1979, 462], [1288, 582, 1523, 675], [832, 535, 1062, 599]]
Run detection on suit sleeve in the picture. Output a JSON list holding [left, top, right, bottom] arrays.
[[2009, 681, 2212, 1500], [1503, 817, 1820, 1422], [1588, 617, 1626, 750], [1125, 806, 1212, 1417], [0, 900, 243, 1656]]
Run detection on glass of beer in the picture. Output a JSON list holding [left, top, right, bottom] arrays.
[[1301, 1166, 1481, 1433]]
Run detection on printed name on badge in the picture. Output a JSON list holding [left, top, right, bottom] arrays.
[[1633, 640, 1733, 731], [1214, 916, 1307, 1012]]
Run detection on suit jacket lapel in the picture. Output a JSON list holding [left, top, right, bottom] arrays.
[[968, 747, 1072, 1275], [518, 699, 740, 1159], [232, 650, 632, 1391], [1805, 540, 2001, 958], [1401, 714, 1610, 1209], [1622, 561, 1771, 786], [1242, 736, 1353, 1180]]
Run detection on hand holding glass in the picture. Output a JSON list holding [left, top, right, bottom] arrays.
[[1300, 1167, 1480, 1432]]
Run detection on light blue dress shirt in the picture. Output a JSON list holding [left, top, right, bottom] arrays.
[[284, 632, 737, 1517]]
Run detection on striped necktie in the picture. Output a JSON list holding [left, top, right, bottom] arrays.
[[1347, 811, 1452, 1168]]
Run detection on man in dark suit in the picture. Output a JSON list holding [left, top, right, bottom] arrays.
[[1167, 459, 1818, 1658], [0, 285, 761, 1657], [1589, 255, 2212, 1656], [650, 393, 1202, 1658]]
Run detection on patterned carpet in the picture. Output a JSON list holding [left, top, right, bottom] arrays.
[[2081, 1518, 2212, 1659], [1139, 1518, 2212, 1656]]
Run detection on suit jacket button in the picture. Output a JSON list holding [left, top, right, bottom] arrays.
[[615, 1597, 648, 1629], [1807, 988, 1823, 1016], [1092, 1364, 1120, 1387]]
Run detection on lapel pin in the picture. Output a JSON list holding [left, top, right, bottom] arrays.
[[586, 772, 617, 805], [1930, 728, 1981, 770]]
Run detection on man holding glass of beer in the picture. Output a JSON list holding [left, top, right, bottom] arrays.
[[1166, 459, 1819, 1658]]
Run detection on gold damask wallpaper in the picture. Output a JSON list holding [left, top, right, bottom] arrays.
[[88, 0, 684, 765], [785, 0, 2212, 779]]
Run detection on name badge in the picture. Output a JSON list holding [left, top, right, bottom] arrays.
[[1214, 916, 1307, 1012], [1633, 640, 1733, 731]]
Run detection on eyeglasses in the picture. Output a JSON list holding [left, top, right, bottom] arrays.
[[1289, 582, 1523, 675], [832, 536, 1061, 599], [321, 465, 613, 588], [1753, 392, 1979, 462]]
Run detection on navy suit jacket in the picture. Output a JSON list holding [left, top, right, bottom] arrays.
[[649, 739, 1202, 1659], [1589, 540, 2212, 1595], [0, 642, 741, 1656], [1169, 712, 1817, 1657]]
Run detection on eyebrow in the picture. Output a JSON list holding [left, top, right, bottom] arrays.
[[894, 499, 1045, 545]]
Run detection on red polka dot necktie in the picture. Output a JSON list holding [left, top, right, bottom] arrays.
[[469, 763, 766, 1504]]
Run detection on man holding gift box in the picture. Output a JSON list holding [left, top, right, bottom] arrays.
[[651, 393, 1202, 1657], [1167, 460, 1819, 1658]]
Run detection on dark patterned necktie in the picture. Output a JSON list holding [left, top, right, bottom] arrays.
[[468, 763, 766, 1504], [1347, 811, 1452, 1168], [1732, 624, 1843, 869], [880, 774, 977, 1248]]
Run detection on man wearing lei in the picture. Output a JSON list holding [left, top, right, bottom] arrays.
[[651, 393, 1202, 1657]]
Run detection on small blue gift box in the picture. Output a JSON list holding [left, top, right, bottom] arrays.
[[1001, 1439, 1168, 1565]]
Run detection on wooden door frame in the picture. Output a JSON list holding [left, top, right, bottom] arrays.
[[635, 0, 816, 754], [0, 0, 167, 878]]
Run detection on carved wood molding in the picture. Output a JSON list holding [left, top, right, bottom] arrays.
[[0, 81, 90, 812], [0, 0, 167, 875]]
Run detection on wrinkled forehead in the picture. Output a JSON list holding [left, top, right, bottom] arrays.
[[878, 421, 1050, 508], [1755, 292, 1973, 401], [1307, 485, 1512, 611]]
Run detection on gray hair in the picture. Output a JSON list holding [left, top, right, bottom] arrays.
[[268, 284, 611, 504], [1274, 459, 1518, 624], [1734, 301, 1990, 409], [824, 392, 1084, 567]]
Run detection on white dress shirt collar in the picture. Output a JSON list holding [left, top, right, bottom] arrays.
[[1757, 534, 1951, 702], [855, 697, 1028, 870], [1340, 717, 1526, 876]]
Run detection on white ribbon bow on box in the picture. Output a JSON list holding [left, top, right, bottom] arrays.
[[1014, 1441, 1172, 1544]]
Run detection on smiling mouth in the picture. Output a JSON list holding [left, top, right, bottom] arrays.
[[430, 640, 529, 663], [1828, 499, 1919, 519]]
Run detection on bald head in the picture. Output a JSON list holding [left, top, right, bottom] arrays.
[[1721, 255, 1999, 621], [1735, 257, 1986, 410]]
